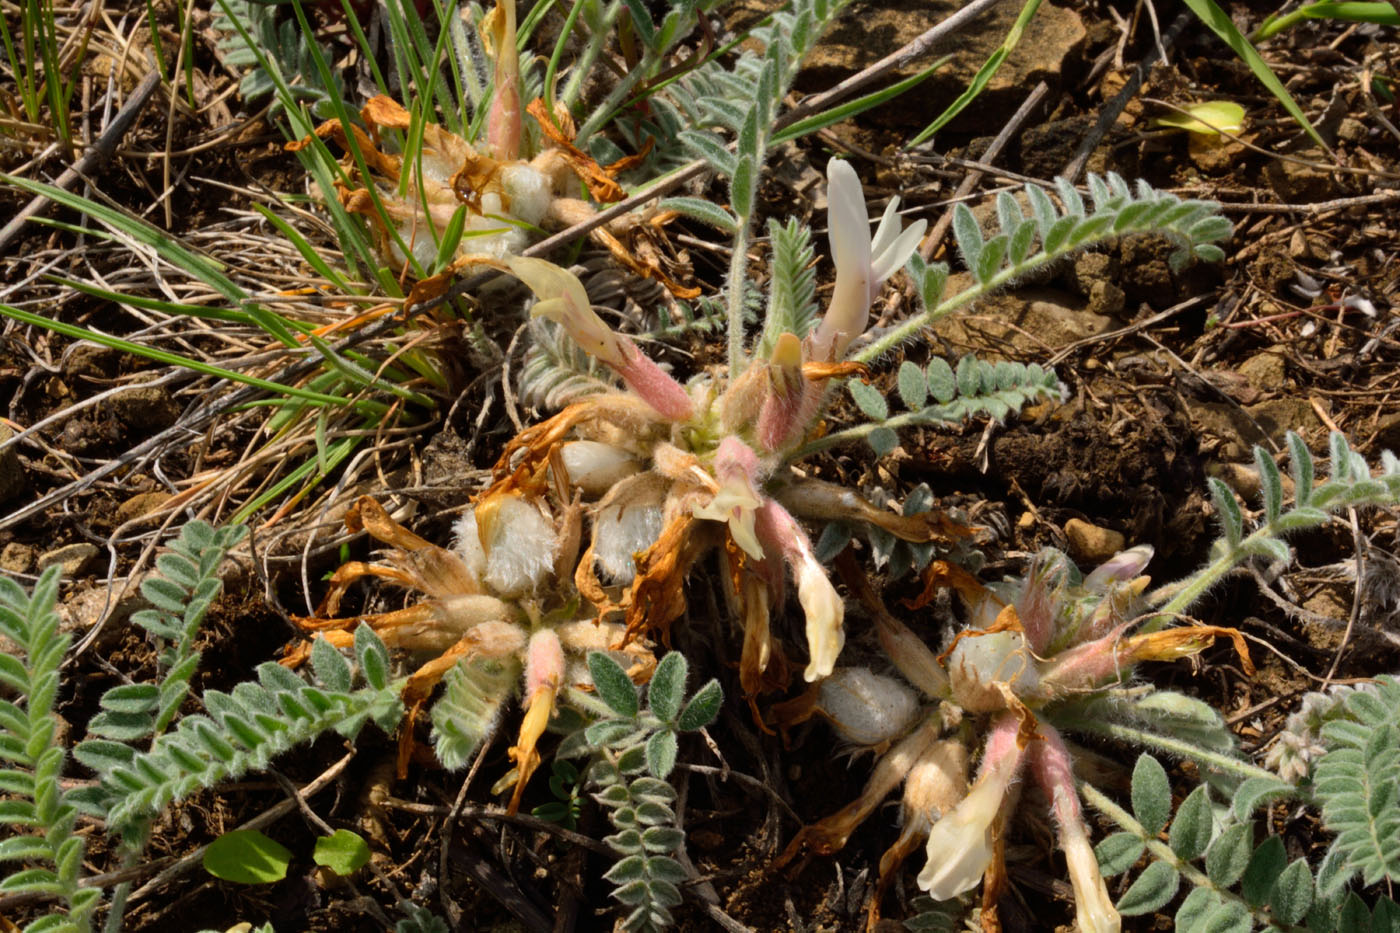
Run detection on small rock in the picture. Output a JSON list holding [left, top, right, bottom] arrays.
[[0, 423, 27, 503], [1264, 159, 1337, 203], [796, 0, 1086, 132], [1337, 118, 1368, 143], [1238, 349, 1288, 393], [37, 543, 99, 577], [112, 383, 181, 431], [1374, 412, 1400, 454], [1, 542, 35, 574], [1067, 252, 1127, 315], [1064, 518, 1125, 565], [114, 491, 174, 526], [62, 343, 121, 379], [1209, 460, 1297, 504], [1187, 133, 1246, 174]]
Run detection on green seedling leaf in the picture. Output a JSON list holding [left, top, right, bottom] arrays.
[[203, 829, 292, 884], [1153, 100, 1246, 136], [313, 829, 371, 876]]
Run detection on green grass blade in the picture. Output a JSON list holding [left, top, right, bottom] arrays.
[[1252, 2, 1399, 40], [228, 433, 360, 524], [907, 0, 1041, 148], [1182, 0, 1328, 149], [251, 204, 352, 292], [0, 303, 381, 412], [774, 57, 950, 146], [46, 276, 259, 325], [1, 172, 307, 348]]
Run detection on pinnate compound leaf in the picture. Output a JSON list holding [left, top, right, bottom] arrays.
[[1117, 859, 1179, 915], [203, 829, 291, 884], [589, 652, 639, 719], [1131, 754, 1172, 836], [313, 829, 371, 876]]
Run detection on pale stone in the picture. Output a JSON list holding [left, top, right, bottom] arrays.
[[1064, 518, 1125, 566]]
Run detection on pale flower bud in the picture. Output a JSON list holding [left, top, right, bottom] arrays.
[[797, 559, 845, 682], [1083, 544, 1154, 593], [691, 438, 765, 561], [556, 440, 641, 497], [455, 494, 557, 598], [756, 500, 846, 682], [508, 257, 629, 369], [818, 668, 919, 747]]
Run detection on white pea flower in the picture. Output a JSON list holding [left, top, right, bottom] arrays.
[[918, 714, 1024, 899], [809, 159, 927, 362]]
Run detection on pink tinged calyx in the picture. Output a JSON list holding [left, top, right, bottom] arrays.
[[1032, 725, 1121, 933], [484, 0, 521, 162], [524, 628, 566, 701], [757, 332, 809, 452], [506, 257, 693, 421], [757, 500, 845, 682], [917, 713, 1025, 899]]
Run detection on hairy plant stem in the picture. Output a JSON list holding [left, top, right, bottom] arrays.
[[576, 45, 662, 140], [852, 262, 1014, 364], [725, 222, 752, 376], [1070, 720, 1280, 784], [789, 406, 945, 459], [560, 0, 624, 110], [1079, 782, 1280, 930]]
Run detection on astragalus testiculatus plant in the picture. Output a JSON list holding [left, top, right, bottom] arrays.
[[775, 545, 1255, 931], [481, 159, 941, 696]]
